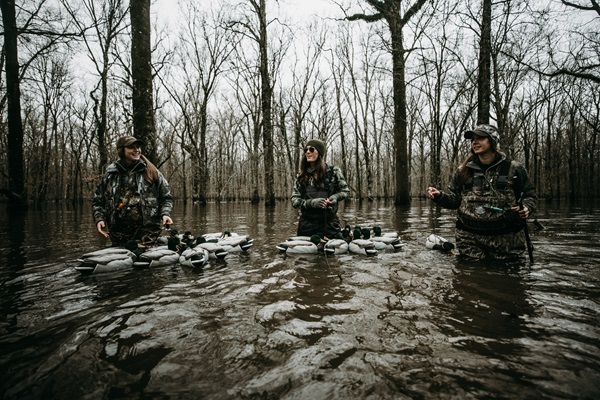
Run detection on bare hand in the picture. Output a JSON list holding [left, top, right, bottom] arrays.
[[162, 215, 173, 226], [96, 221, 110, 238], [427, 187, 440, 200]]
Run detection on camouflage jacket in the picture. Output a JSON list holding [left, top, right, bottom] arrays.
[[291, 164, 349, 210], [434, 153, 537, 234], [92, 159, 173, 229]]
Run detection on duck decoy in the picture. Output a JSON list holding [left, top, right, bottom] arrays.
[[194, 236, 229, 260], [348, 228, 378, 256], [133, 236, 180, 268], [348, 238, 378, 256], [323, 237, 349, 255], [341, 225, 353, 243], [178, 245, 209, 268], [372, 226, 399, 239], [215, 233, 254, 252], [75, 247, 136, 274], [365, 227, 406, 250], [276, 234, 324, 254], [133, 248, 180, 268], [425, 234, 456, 252]]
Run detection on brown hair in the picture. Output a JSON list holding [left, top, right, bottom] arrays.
[[297, 154, 326, 187], [117, 147, 159, 184], [457, 153, 476, 188]]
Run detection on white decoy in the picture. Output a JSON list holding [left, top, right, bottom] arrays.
[[178, 246, 209, 268], [425, 234, 457, 253], [372, 226, 399, 239], [75, 247, 136, 274], [364, 228, 406, 250], [323, 238, 349, 255], [348, 227, 378, 256], [133, 247, 180, 268], [348, 239, 378, 256], [276, 234, 323, 254], [194, 238, 229, 260], [216, 234, 254, 252]]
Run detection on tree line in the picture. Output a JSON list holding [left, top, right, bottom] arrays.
[[1, 0, 599, 205]]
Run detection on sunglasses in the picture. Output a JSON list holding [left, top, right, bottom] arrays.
[[304, 146, 317, 153]]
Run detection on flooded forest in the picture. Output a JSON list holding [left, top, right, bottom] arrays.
[[0, 0, 599, 205]]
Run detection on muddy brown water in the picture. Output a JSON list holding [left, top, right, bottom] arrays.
[[0, 200, 598, 399]]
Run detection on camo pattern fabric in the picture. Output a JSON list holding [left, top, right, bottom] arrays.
[[434, 152, 537, 260], [291, 164, 349, 238], [456, 228, 526, 260], [93, 159, 173, 246], [458, 173, 522, 233]]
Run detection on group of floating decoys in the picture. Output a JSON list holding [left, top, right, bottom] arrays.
[[75, 225, 457, 274], [75, 230, 254, 274], [275, 225, 406, 256]]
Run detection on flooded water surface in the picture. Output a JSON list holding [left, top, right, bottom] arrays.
[[0, 200, 598, 399]]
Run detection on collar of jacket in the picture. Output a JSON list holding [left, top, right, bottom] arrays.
[[466, 152, 507, 172], [107, 158, 147, 174]]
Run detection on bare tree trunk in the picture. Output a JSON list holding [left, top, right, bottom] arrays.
[[477, 0, 492, 124], [254, 0, 275, 206], [390, 21, 410, 205], [130, 0, 157, 163], [347, 0, 428, 205], [0, 0, 25, 204]]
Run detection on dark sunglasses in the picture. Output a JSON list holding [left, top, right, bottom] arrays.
[[304, 146, 317, 153]]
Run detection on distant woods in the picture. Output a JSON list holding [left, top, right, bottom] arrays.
[[0, 0, 599, 204]]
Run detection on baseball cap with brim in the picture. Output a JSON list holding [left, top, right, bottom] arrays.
[[117, 136, 145, 149], [464, 124, 498, 140]]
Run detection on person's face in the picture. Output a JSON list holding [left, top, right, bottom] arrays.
[[304, 145, 319, 164], [123, 144, 142, 163], [471, 134, 492, 155]]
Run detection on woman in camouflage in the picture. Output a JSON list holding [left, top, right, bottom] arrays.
[[93, 136, 174, 246], [427, 124, 537, 260], [291, 139, 350, 239]]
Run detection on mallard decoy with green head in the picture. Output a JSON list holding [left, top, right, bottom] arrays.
[[348, 228, 378, 256], [214, 232, 254, 252], [276, 234, 324, 254], [194, 236, 229, 260], [75, 247, 136, 274], [134, 237, 180, 268], [178, 245, 209, 268], [365, 227, 406, 250]]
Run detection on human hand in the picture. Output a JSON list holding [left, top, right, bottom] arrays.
[[511, 205, 529, 219], [96, 221, 110, 238], [325, 196, 337, 206], [304, 198, 327, 209], [427, 187, 440, 200], [162, 215, 173, 226]]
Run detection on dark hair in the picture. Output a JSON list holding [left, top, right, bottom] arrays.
[[297, 154, 326, 187], [458, 136, 499, 186], [457, 153, 475, 187], [117, 147, 159, 184]]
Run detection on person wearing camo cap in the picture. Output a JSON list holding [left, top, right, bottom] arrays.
[[93, 136, 174, 246], [426, 124, 537, 260]]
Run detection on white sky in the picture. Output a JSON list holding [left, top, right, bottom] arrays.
[[152, 0, 345, 26]]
